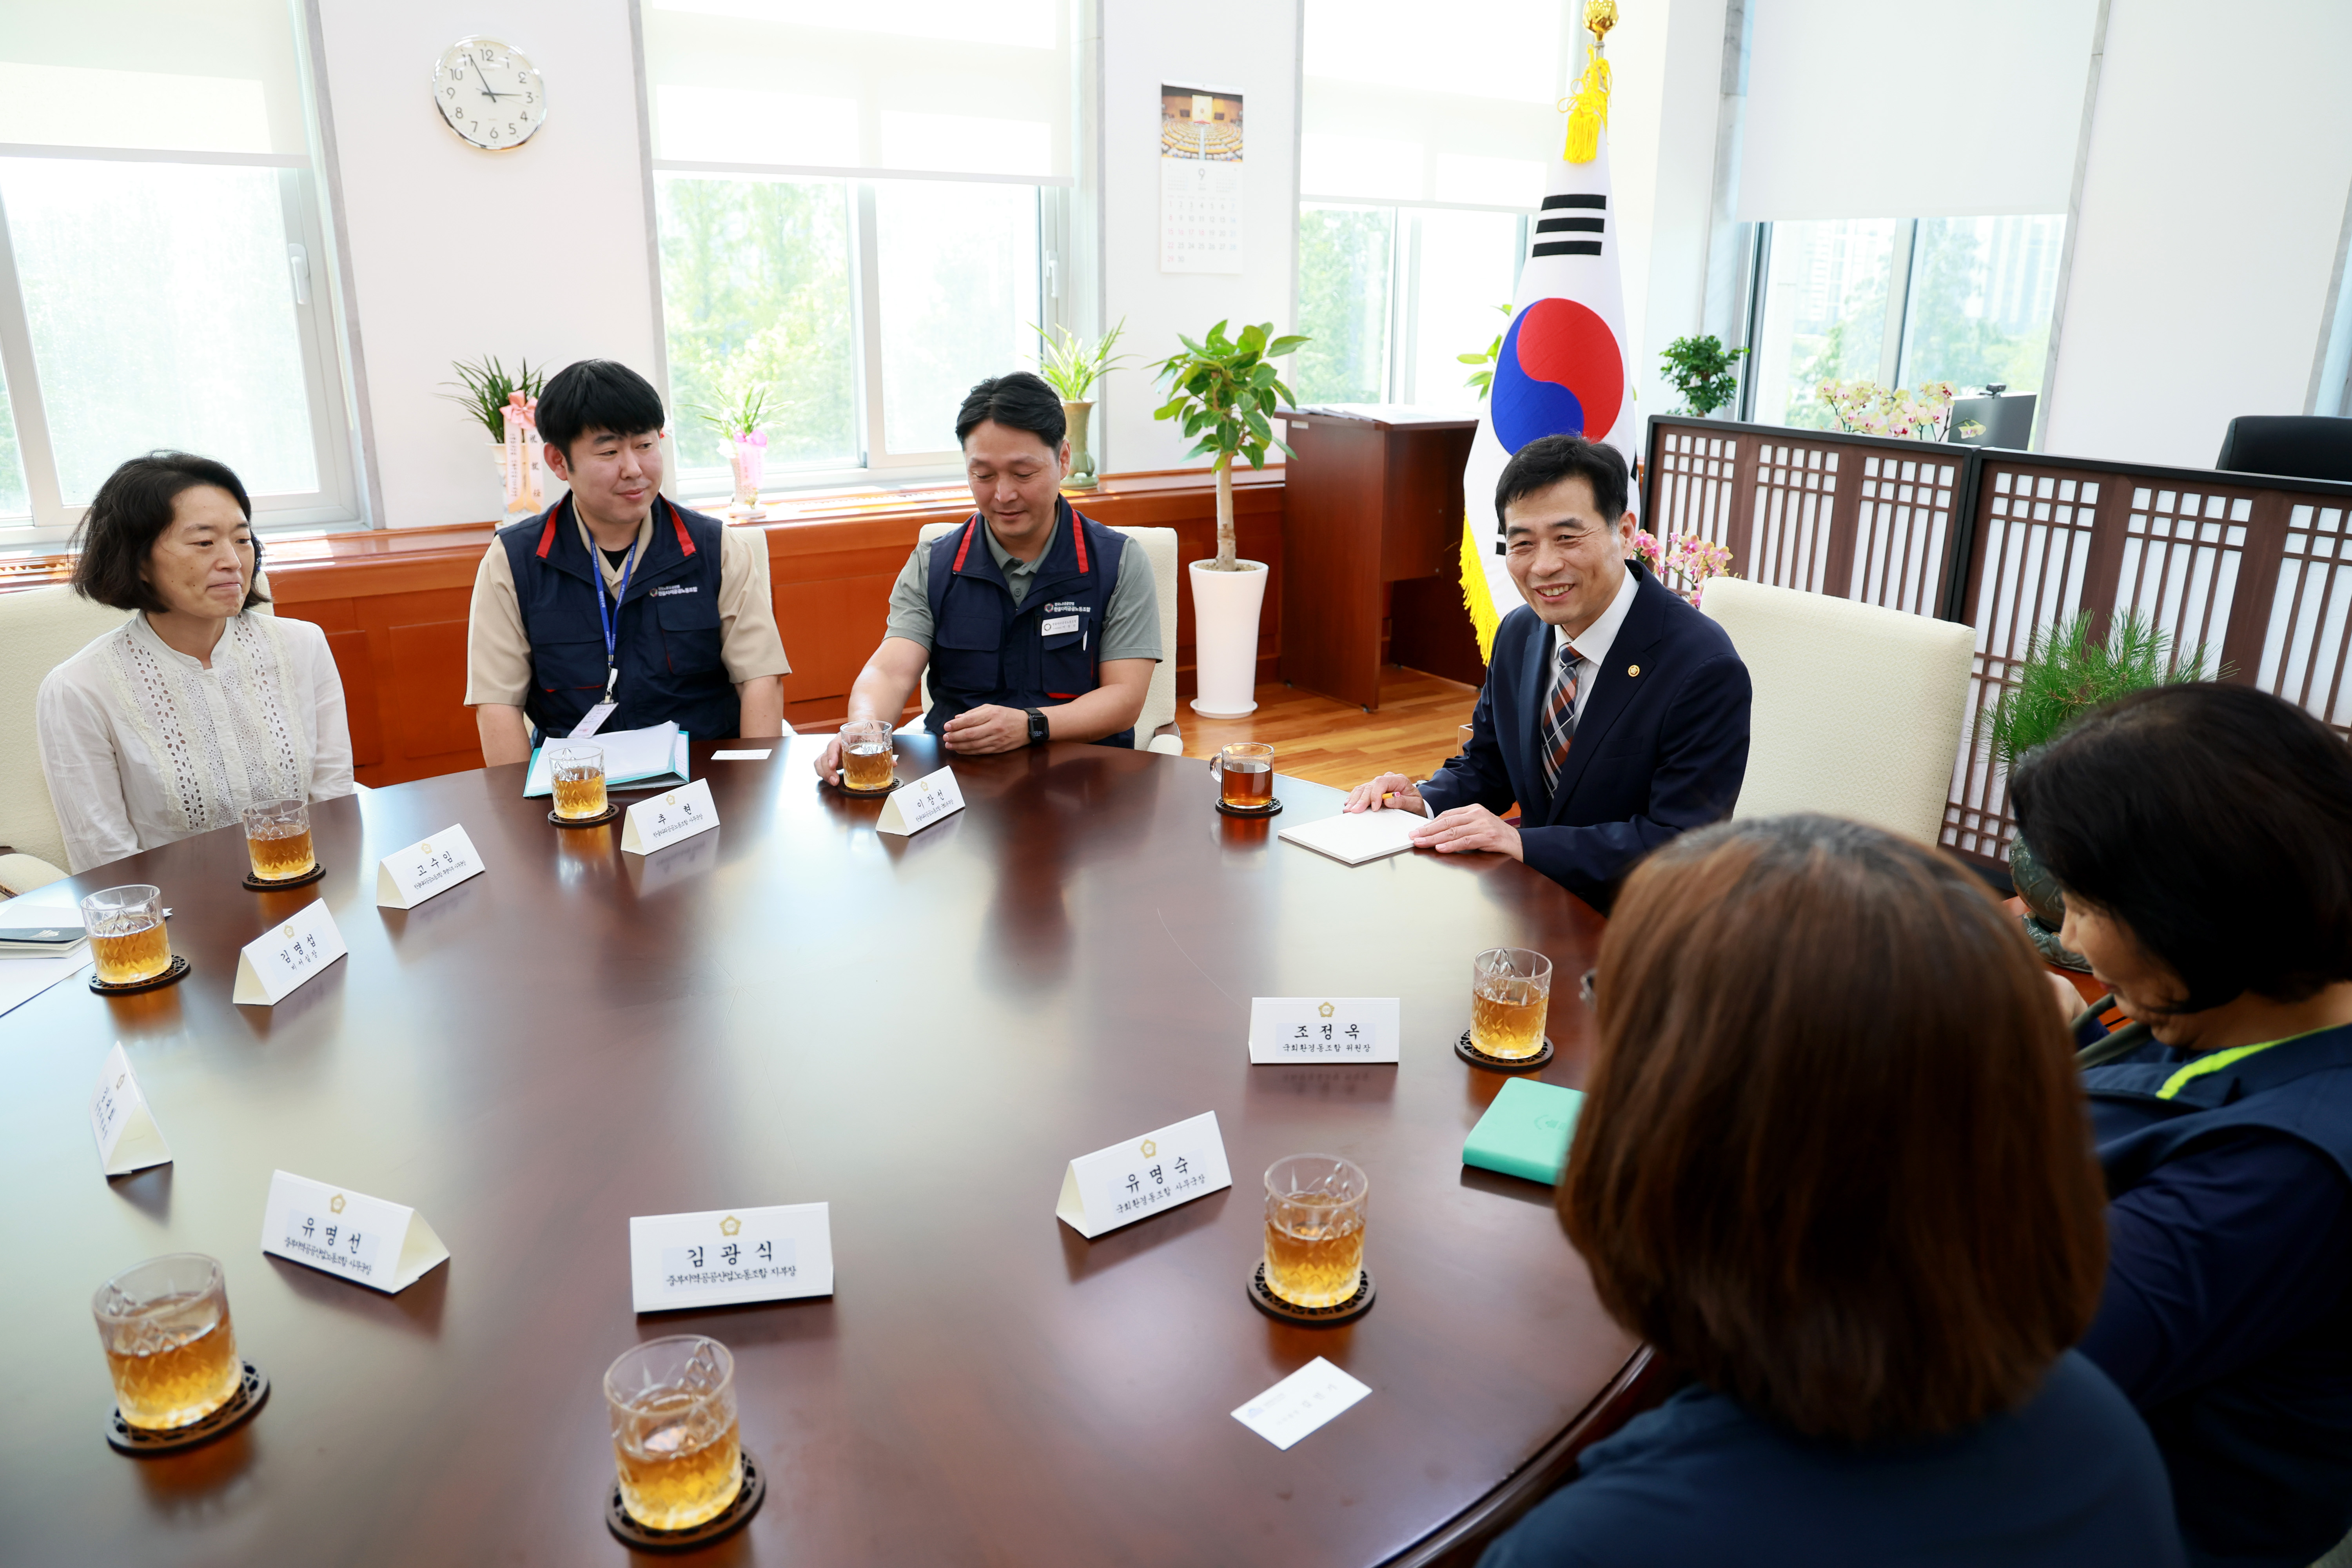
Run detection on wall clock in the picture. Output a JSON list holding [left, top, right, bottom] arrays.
[[431, 37, 544, 151]]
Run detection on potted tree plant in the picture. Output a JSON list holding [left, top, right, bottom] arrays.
[[1151, 320, 1307, 718], [1658, 334, 1747, 417], [1032, 319, 1131, 490]]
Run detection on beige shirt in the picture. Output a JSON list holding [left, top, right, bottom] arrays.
[[465, 503, 789, 708]]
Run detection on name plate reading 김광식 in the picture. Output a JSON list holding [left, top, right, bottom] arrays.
[[876, 765, 965, 836], [629, 1202, 835, 1313], [376, 825, 486, 909], [1055, 1110, 1232, 1240], [1247, 997, 1402, 1063], [89, 1042, 170, 1177], [232, 899, 348, 1007], [260, 1169, 449, 1294], [620, 778, 720, 857]]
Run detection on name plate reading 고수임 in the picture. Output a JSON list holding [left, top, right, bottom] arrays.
[[628, 1202, 835, 1313], [619, 778, 720, 857], [375, 824, 485, 909], [1055, 1110, 1232, 1240], [875, 765, 965, 836], [260, 1169, 449, 1294], [89, 1042, 170, 1176], [1247, 998, 1402, 1063], [232, 899, 348, 1007]]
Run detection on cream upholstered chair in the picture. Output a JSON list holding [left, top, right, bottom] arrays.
[[1697, 577, 1976, 847], [0, 584, 134, 873], [907, 521, 1183, 753]]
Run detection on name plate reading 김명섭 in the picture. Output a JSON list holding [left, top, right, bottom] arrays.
[[620, 778, 720, 857], [629, 1202, 835, 1313], [89, 1042, 170, 1176], [260, 1169, 449, 1294], [876, 765, 965, 836], [1247, 997, 1402, 1063], [376, 824, 486, 909], [1055, 1110, 1232, 1240], [232, 899, 348, 1007]]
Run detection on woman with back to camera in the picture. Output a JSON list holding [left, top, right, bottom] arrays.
[[1480, 814, 2182, 1567], [2011, 683, 2352, 1568], [36, 451, 353, 873]]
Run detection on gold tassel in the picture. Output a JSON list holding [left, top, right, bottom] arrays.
[[1561, 55, 1612, 163]]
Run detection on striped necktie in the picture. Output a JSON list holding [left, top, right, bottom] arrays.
[[1540, 640, 1582, 798]]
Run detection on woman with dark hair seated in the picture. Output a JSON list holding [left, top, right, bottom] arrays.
[[1482, 815, 2182, 1567], [35, 452, 352, 872], [2011, 683, 2352, 1568]]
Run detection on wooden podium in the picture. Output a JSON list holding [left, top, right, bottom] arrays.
[[1276, 407, 1483, 710]]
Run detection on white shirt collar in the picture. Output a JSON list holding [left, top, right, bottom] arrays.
[[1552, 561, 1640, 669]]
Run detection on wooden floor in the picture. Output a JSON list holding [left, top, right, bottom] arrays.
[[1178, 666, 1479, 790]]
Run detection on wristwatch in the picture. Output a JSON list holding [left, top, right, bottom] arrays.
[[1024, 708, 1050, 747]]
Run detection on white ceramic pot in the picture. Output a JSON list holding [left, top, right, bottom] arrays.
[[1187, 559, 1268, 718]]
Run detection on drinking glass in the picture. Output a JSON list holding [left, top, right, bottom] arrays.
[[605, 1336, 743, 1531], [1214, 741, 1275, 810], [1470, 947, 1554, 1059], [82, 885, 172, 986], [552, 745, 608, 820], [241, 797, 316, 882], [1263, 1154, 1369, 1308], [839, 719, 896, 791], [92, 1253, 241, 1430]]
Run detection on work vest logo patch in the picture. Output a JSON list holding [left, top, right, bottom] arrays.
[[650, 584, 699, 597]]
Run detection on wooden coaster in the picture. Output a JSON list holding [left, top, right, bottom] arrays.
[[1248, 1262, 1375, 1326], [1455, 1031, 1555, 1073], [836, 775, 904, 796], [88, 955, 190, 996], [1215, 799, 1283, 818], [105, 1361, 268, 1455], [549, 803, 622, 828], [242, 861, 325, 892], [606, 1451, 766, 1552]]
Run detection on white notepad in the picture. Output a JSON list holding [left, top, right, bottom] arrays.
[[1278, 809, 1423, 866], [523, 721, 688, 797]]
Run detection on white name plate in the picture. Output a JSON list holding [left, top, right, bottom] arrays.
[[876, 765, 965, 836], [232, 899, 348, 1006], [89, 1042, 170, 1176], [629, 1202, 835, 1314], [1248, 998, 1402, 1063], [376, 824, 485, 909], [620, 778, 720, 856], [1233, 1356, 1373, 1451], [260, 1169, 449, 1294], [1055, 1110, 1232, 1240]]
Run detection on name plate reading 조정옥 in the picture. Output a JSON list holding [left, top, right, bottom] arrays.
[[875, 765, 965, 836], [619, 778, 720, 857], [375, 824, 485, 909], [231, 899, 348, 1007], [1247, 998, 1402, 1063], [89, 1042, 170, 1176], [1232, 1356, 1373, 1451], [1055, 1110, 1232, 1240], [628, 1202, 835, 1313], [260, 1169, 450, 1294]]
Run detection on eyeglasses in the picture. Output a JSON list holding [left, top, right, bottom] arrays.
[[1578, 968, 1596, 1008]]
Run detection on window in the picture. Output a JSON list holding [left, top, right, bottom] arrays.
[[1295, 205, 1523, 407]]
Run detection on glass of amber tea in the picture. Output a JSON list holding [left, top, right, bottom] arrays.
[[81, 885, 172, 986], [1263, 1154, 1369, 1308], [1470, 947, 1553, 1060], [1214, 742, 1275, 810], [605, 1336, 743, 1531], [839, 719, 896, 791], [551, 745, 608, 820], [92, 1253, 241, 1430], [240, 798, 316, 882]]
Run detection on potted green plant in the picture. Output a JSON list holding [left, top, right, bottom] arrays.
[[690, 382, 774, 514], [1456, 304, 1512, 399], [1658, 334, 1746, 417], [1151, 320, 1308, 717], [439, 355, 545, 508], [1031, 319, 1131, 490]]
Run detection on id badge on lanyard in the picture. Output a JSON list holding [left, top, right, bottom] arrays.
[[570, 528, 640, 739]]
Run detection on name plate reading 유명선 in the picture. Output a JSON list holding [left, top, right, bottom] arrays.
[[89, 1042, 170, 1176], [232, 899, 348, 1006], [260, 1169, 449, 1294], [875, 765, 964, 836], [1055, 1110, 1232, 1240], [1247, 998, 1402, 1063], [620, 777, 720, 857], [629, 1203, 835, 1313], [375, 824, 485, 909]]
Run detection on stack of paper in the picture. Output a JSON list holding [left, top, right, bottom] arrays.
[[523, 722, 690, 797], [1277, 808, 1423, 867]]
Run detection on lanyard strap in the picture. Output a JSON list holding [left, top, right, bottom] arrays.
[[592, 510, 642, 700]]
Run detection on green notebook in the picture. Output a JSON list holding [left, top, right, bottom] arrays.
[[1462, 1078, 1587, 1185]]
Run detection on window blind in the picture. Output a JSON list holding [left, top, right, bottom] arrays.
[[0, 0, 308, 158]]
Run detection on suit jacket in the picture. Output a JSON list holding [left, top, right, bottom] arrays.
[[1419, 562, 1751, 910]]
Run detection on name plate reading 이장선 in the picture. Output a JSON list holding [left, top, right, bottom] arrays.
[[875, 765, 965, 836], [375, 825, 485, 909], [1247, 998, 1402, 1064], [619, 778, 720, 857], [89, 1042, 170, 1176], [629, 1203, 835, 1313], [1055, 1111, 1233, 1240], [260, 1169, 449, 1294], [232, 899, 348, 1007]]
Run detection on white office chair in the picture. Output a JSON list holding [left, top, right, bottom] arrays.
[[906, 521, 1184, 754], [0, 584, 134, 874], [1698, 577, 1976, 847]]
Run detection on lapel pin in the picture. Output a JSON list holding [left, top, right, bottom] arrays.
[[1627, 664, 1641, 677]]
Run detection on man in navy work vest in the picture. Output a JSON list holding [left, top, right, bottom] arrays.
[[466, 359, 790, 762], [813, 372, 1160, 782]]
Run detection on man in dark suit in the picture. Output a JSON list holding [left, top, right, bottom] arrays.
[[1344, 434, 1750, 910]]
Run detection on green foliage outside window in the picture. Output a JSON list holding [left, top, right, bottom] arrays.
[[1292, 207, 1391, 404]]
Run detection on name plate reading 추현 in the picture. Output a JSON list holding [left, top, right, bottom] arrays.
[[620, 778, 720, 857], [1247, 998, 1402, 1063], [376, 825, 485, 909], [260, 1169, 450, 1294], [1055, 1111, 1233, 1240], [232, 899, 348, 1006], [628, 1203, 835, 1313], [89, 1042, 170, 1176], [876, 765, 965, 836]]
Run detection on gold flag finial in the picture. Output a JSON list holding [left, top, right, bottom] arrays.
[[1585, 0, 1620, 42]]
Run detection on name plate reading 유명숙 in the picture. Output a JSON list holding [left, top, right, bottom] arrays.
[[1247, 998, 1402, 1063], [1055, 1110, 1232, 1240], [875, 765, 965, 836], [375, 824, 486, 909], [232, 899, 348, 1006], [619, 777, 720, 857], [628, 1202, 835, 1313], [89, 1042, 170, 1176], [260, 1169, 450, 1294]]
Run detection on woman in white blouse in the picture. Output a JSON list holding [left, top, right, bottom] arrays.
[[36, 452, 354, 873]]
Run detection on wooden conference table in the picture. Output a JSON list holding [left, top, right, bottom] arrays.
[[0, 737, 1636, 1566]]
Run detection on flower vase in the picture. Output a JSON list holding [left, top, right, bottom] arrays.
[[1062, 400, 1098, 490]]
